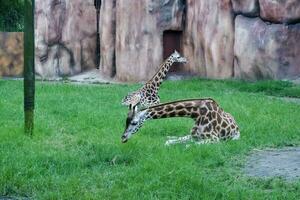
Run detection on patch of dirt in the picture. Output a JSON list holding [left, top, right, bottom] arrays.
[[245, 147, 300, 181], [67, 69, 119, 84]]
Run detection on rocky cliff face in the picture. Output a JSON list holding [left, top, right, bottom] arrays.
[[77, 0, 300, 81], [233, 0, 300, 80], [113, 0, 185, 82], [2, 0, 300, 81], [182, 0, 234, 78], [35, 0, 97, 78], [234, 16, 300, 79], [0, 33, 23, 77]]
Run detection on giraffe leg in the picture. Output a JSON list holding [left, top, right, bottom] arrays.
[[166, 136, 179, 140], [165, 135, 192, 146], [194, 137, 220, 145], [190, 118, 221, 145]]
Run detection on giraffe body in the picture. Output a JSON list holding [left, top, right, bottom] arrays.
[[122, 50, 187, 110], [121, 98, 240, 145]]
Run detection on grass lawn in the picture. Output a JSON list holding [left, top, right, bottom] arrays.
[[0, 79, 300, 199]]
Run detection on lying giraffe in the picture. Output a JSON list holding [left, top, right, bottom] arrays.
[[121, 98, 240, 145], [122, 50, 187, 110]]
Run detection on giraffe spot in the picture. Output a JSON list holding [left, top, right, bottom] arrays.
[[168, 112, 176, 117], [220, 129, 226, 137], [200, 107, 207, 115], [216, 126, 221, 132], [212, 111, 216, 119], [204, 124, 212, 132], [161, 113, 168, 118], [178, 110, 186, 116], [201, 118, 209, 125], [158, 111, 164, 115], [221, 121, 228, 128], [152, 115, 158, 119], [186, 107, 193, 112], [154, 107, 164, 111], [185, 103, 193, 107], [212, 103, 218, 111], [193, 107, 198, 112], [191, 112, 199, 118], [227, 127, 231, 132], [217, 114, 222, 123], [150, 112, 156, 116], [207, 112, 213, 121], [212, 120, 217, 127], [176, 105, 184, 110], [206, 102, 212, 110], [231, 125, 235, 129], [165, 106, 174, 112]]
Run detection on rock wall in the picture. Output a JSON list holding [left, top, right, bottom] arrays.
[[1, 0, 300, 81], [182, 0, 234, 78], [113, 0, 185, 82], [234, 16, 300, 80], [35, 0, 97, 78], [0, 32, 23, 77], [103, 0, 300, 81], [233, 0, 300, 80]]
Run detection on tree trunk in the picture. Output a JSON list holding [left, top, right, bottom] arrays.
[[24, 0, 35, 135]]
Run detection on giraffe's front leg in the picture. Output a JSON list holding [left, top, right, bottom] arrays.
[[165, 135, 192, 146], [194, 137, 220, 145]]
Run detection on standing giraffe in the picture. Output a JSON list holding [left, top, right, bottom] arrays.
[[122, 50, 187, 110], [121, 98, 240, 145]]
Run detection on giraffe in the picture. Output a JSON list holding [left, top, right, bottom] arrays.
[[121, 50, 187, 110], [121, 98, 240, 145]]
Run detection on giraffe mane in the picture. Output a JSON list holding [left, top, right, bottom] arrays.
[[141, 98, 218, 111], [146, 57, 171, 85]]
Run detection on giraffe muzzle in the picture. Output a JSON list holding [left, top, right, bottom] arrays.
[[121, 135, 128, 143]]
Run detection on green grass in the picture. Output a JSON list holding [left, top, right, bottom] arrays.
[[0, 79, 300, 199]]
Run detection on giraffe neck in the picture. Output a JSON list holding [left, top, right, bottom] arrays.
[[147, 57, 175, 89], [143, 99, 209, 120]]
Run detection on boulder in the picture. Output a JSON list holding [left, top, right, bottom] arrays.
[[182, 0, 234, 78], [231, 0, 259, 16], [234, 15, 300, 80], [35, 0, 97, 78], [0, 32, 23, 77], [259, 0, 300, 23]]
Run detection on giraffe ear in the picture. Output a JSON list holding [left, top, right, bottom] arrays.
[[174, 50, 178, 54]]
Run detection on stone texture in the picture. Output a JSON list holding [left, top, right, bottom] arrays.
[[234, 15, 300, 80], [3, 0, 300, 81], [182, 0, 234, 78], [115, 0, 185, 82], [100, 0, 116, 77], [35, 0, 97, 78], [232, 0, 259, 16], [0, 32, 23, 77], [259, 0, 300, 23]]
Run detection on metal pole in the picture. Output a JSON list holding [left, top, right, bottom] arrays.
[[94, 0, 101, 69], [24, 0, 35, 135]]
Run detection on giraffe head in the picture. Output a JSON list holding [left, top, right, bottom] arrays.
[[121, 91, 141, 107], [170, 50, 187, 63], [121, 109, 149, 143]]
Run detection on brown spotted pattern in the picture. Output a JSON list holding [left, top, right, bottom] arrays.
[[145, 98, 240, 142], [121, 51, 186, 109]]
